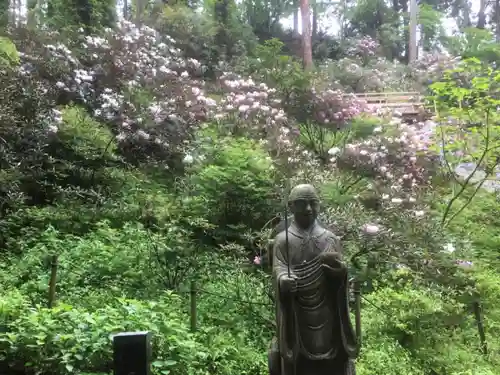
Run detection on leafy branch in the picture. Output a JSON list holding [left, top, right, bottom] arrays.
[[429, 58, 500, 227]]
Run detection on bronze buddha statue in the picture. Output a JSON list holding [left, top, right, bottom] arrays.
[[268, 184, 358, 375]]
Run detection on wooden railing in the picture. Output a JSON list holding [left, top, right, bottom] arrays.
[[347, 91, 427, 116]]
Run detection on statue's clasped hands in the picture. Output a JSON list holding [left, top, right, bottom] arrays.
[[279, 252, 346, 293], [319, 251, 346, 270]]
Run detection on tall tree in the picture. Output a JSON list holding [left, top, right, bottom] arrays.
[[477, 0, 487, 29], [418, 4, 444, 52], [242, 0, 292, 39], [496, 0, 500, 41], [135, 0, 144, 24], [300, 0, 313, 69], [293, 0, 298, 34]]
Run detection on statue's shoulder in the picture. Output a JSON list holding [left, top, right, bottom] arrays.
[[313, 222, 335, 238], [315, 221, 338, 237], [273, 230, 288, 247]]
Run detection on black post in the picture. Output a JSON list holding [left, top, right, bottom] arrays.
[[353, 279, 362, 351], [190, 281, 197, 332], [48, 255, 58, 308], [473, 300, 488, 355], [113, 331, 152, 375]]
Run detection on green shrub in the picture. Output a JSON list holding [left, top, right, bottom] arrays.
[[349, 115, 383, 140], [156, 5, 256, 77], [445, 27, 500, 65], [0, 36, 19, 68], [195, 254, 273, 349], [0, 291, 262, 375], [357, 336, 423, 375], [58, 106, 117, 159], [186, 135, 277, 242], [431, 189, 500, 267], [357, 283, 498, 374], [0, 222, 181, 302], [298, 114, 382, 160]]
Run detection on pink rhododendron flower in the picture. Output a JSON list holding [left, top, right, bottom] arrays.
[[253, 255, 262, 265]]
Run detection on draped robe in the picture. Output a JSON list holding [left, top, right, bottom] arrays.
[[270, 220, 357, 375]]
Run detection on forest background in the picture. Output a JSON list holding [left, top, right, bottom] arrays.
[[1, 0, 500, 374]]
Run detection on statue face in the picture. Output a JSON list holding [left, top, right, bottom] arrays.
[[290, 198, 319, 228]]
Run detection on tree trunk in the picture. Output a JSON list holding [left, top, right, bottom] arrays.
[[27, 0, 36, 27], [293, 1, 299, 35], [300, 0, 313, 70], [76, 0, 93, 32], [312, 0, 317, 41], [462, 0, 471, 28], [496, 0, 500, 42], [477, 0, 486, 28], [135, 0, 143, 24], [9, 0, 15, 24], [409, 0, 418, 63], [401, 0, 409, 63], [392, 0, 398, 12]]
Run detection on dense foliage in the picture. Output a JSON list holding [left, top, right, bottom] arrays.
[[1, 1, 500, 375]]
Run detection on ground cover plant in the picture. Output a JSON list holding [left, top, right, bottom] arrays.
[[1, 1, 500, 375]]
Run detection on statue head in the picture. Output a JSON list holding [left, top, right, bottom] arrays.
[[289, 184, 320, 229]]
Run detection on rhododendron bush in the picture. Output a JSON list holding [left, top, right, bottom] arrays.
[[5, 22, 297, 166], [9, 22, 373, 174], [312, 90, 367, 125], [319, 34, 461, 93], [6, 21, 370, 168], [292, 114, 460, 281]]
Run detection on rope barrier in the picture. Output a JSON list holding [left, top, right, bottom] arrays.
[[58, 262, 393, 312]]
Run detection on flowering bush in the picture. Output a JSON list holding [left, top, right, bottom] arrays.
[[0, 49, 62, 208], [346, 36, 380, 61], [214, 72, 288, 134], [331, 116, 438, 201], [411, 52, 461, 89], [311, 89, 367, 125], [5, 21, 303, 172], [284, 105, 479, 297], [320, 56, 416, 93]]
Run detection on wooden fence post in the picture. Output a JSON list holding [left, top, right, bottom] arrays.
[[472, 300, 488, 355], [48, 255, 58, 308], [190, 281, 197, 332], [353, 279, 362, 351], [113, 331, 152, 375]]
